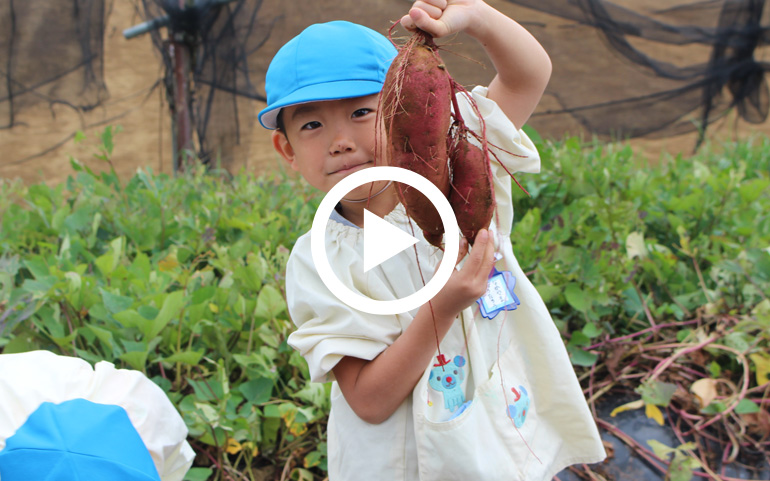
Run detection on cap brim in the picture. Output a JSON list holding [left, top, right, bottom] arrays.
[[258, 79, 384, 129]]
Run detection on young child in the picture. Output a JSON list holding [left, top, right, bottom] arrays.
[[259, 1, 606, 479]]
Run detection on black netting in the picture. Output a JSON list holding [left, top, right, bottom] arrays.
[[4, 0, 769, 164], [134, 0, 277, 166], [131, 0, 770, 161], [0, 0, 108, 129], [504, 0, 770, 149]]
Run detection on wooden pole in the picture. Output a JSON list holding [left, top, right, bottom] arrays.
[[169, 0, 194, 173]]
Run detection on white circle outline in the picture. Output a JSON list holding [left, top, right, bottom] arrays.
[[311, 166, 459, 315]]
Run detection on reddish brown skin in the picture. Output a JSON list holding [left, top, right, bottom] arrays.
[[383, 32, 452, 246], [448, 135, 495, 245]]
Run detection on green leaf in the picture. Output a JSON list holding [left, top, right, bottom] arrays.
[[535, 284, 560, 303], [163, 350, 204, 365], [114, 309, 152, 333], [120, 350, 148, 372], [569, 330, 591, 347], [636, 379, 677, 407], [184, 468, 213, 481], [723, 331, 750, 353], [701, 401, 726, 415], [255, 284, 286, 319], [94, 252, 116, 277], [148, 290, 185, 339], [99, 288, 134, 314], [582, 322, 601, 338], [738, 178, 769, 203], [669, 451, 700, 481], [734, 399, 760, 414], [191, 285, 217, 305], [564, 283, 590, 312], [567, 344, 598, 366], [86, 324, 115, 350], [239, 377, 274, 404], [647, 439, 675, 459]]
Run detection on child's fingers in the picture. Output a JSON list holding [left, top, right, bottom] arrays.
[[473, 230, 496, 279], [479, 230, 497, 276], [406, 6, 451, 38], [455, 237, 469, 266], [462, 229, 492, 278], [411, 0, 446, 20], [399, 13, 416, 31]]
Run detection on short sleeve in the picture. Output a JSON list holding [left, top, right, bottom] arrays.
[[454, 85, 541, 236], [285, 227, 413, 383]]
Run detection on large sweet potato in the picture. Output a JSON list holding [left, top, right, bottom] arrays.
[[448, 134, 495, 244], [381, 32, 452, 245]]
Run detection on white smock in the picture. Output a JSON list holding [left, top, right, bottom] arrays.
[[286, 86, 606, 480]]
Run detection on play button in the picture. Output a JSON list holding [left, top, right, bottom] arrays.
[[311, 166, 459, 315], [363, 209, 419, 272]]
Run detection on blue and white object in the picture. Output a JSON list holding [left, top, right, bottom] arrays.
[[0, 350, 194, 481]]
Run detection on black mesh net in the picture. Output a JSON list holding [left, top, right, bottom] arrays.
[[504, 0, 770, 149], [133, 0, 276, 166], [0, 0, 108, 129], [3, 0, 769, 165]]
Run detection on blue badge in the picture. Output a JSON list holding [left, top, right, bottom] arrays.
[[477, 267, 520, 319]]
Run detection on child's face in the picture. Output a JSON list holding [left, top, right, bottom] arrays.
[[272, 94, 388, 198]]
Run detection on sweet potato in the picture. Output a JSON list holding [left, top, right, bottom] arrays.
[[381, 31, 452, 245], [448, 134, 495, 244], [380, 28, 524, 248]]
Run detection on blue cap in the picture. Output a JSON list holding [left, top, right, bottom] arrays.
[[0, 399, 161, 481], [258, 21, 397, 129]]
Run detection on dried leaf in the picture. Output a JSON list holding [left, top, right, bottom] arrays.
[[610, 399, 644, 417], [742, 408, 770, 439], [749, 352, 770, 386], [225, 438, 242, 455], [605, 344, 627, 379], [645, 403, 665, 426], [690, 378, 718, 408], [626, 231, 648, 259]]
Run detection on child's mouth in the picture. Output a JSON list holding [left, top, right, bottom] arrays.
[[332, 161, 372, 175]]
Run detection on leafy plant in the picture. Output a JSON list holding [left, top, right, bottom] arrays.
[[0, 128, 327, 480], [1, 127, 768, 479]]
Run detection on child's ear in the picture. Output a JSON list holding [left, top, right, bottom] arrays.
[[271, 130, 299, 171]]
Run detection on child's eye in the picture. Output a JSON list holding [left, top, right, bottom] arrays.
[[352, 108, 373, 118], [301, 121, 322, 130]]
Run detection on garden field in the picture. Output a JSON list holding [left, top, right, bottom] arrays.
[[1, 127, 768, 480]]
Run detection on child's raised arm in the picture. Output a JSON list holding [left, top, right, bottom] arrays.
[[400, 0, 552, 129]]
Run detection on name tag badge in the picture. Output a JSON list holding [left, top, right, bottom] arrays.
[[477, 267, 520, 319]]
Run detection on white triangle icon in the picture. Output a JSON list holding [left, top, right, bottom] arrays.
[[363, 209, 419, 272]]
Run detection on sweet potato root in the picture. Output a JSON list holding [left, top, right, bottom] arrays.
[[448, 134, 495, 244], [380, 28, 524, 248], [382, 31, 452, 244]]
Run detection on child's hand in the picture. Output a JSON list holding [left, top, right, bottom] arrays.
[[430, 228, 496, 320], [399, 0, 483, 40]]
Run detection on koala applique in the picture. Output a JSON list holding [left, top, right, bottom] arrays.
[[428, 354, 467, 413]]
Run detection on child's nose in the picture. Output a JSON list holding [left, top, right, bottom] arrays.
[[330, 131, 356, 155]]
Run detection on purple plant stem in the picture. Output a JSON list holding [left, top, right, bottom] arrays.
[[587, 319, 700, 350]]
